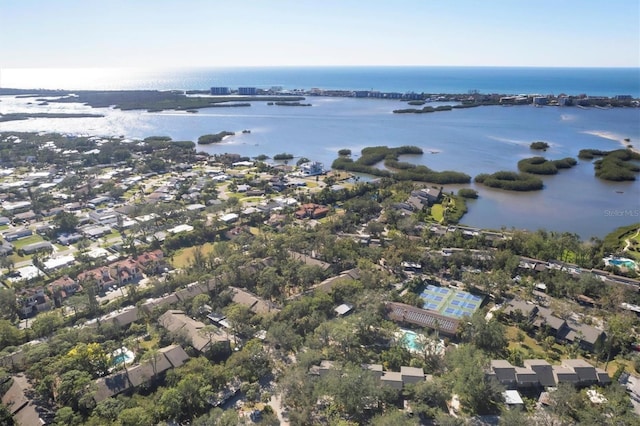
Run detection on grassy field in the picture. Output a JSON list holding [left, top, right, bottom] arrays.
[[239, 196, 264, 203], [12, 234, 45, 250], [431, 204, 444, 222], [506, 326, 547, 359], [171, 242, 216, 269]]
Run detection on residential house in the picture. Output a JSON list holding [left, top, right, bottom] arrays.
[[94, 345, 189, 403], [48, 276, 81, 307], [98, 306, 139, 328], [135, 249, 166, 274], [1, 373, 46, 426], [334, 303, 354, 317], [299, 161, 325, 176], [111, 258, 143, 285], [20, 241, 53, 255], [17, 287, 51, 318], [294, 203, 330, 219], [487, 358, 610, 389], [504, 298, 605, 353], [159, 310, 230, 354], [229, 286, 280, 314], [400, 366, 425, 386], [3, 228, 33, 242], [57, 233, 83, 246], [77, 267, 116, 292], [410, 187, 442, 206]]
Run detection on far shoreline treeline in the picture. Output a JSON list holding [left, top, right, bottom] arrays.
[[1, 87, 637, 114]]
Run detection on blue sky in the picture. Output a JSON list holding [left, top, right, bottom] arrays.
[[1, 0, 638, 68]]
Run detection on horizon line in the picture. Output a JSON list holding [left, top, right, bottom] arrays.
[[1, 65, 639, 70]]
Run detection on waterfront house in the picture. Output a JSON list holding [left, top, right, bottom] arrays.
[[299, 161, 325, 176]]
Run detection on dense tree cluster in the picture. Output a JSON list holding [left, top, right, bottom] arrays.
[[475, 171, 544, 191], [517, 156, 577, 175]]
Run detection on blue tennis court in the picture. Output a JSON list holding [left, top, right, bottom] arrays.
[[418, 285, 484, 320]]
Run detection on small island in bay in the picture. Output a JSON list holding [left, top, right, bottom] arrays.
[[271, 101, 312, 107], [474, 171, 544, 191], [579, 148, 640, 181], [530, 141, 550, 150], [273, 152, 294, 160], [517, 156, 577, 175], [393, 105, 453, 114]]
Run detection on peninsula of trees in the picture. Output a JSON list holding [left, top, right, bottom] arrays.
[[332, 146, 471, 184], [197, 131, 235, 145]]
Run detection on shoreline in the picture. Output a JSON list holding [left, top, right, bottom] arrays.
[[582, 130, 640, 154]]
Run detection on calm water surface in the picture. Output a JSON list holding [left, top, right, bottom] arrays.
[[0, 94, 638, 239]]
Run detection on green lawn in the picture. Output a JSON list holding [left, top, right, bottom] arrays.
[[431, 204, 444, 222], [171, 242, 217, 269], [239, 196, 263, 203], [12, 235, 45, 250]]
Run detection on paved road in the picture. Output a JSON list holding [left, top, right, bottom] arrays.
[[269, 391, 290, 425]]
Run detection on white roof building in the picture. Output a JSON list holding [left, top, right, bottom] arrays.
[[168, 224, 194, 234]]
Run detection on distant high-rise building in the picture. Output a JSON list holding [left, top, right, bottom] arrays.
[[238, 87, 257, 96], [210, 87, 230, 95]]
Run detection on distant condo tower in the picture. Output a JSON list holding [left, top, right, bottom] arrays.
[[238, 87, 257, 96], [210, 87, 230, 95]]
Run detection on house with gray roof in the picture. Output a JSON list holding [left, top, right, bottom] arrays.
[[523, 359, 555, 387], [229, 286, 280, 314], [1, 373, 45, 426], [381, 371, 403, 390], [94, 345, 189, 402], [489, 358, 610, 389]]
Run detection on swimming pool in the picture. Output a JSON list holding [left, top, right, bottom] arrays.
[[397, 329, 445, 355], [605, 257, 637, 269], [398, 329, 423, 352], [110, 347, 135, 369]]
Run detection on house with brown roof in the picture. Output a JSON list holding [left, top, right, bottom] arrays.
[[1, 373, 46, 426], [47, 275, 82, 307], [158, 310, 230, 354], [135, 249, 166, 274], [294, 203, 330, 219], [385, 302, 460, 337], [77, 267, 116, 292], [229, 286, 280, 314], [111, 258, 143, 285]]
